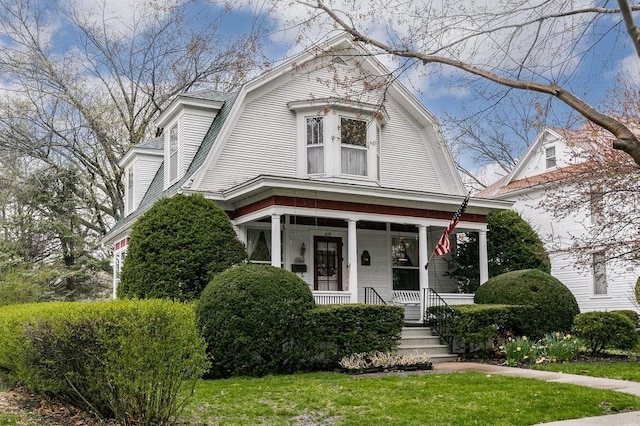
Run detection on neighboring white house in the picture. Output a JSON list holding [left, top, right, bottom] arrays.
[[103, 34, 510, 319], [479, 127, 640, 313]]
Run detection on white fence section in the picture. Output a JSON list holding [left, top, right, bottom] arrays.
[[313, 291, 351, 305], [440, 293, 475, 306]]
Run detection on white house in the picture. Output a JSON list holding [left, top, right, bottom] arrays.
[[103, 35, 510, 320], [479, 126, 640, 313]]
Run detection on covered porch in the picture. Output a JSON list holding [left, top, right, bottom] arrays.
[[223, 177, 508, 320]]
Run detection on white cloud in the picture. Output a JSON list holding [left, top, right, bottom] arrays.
[[619, 54, 640, 84]]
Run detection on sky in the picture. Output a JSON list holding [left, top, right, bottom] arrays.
[[1, 0, 639, 183]]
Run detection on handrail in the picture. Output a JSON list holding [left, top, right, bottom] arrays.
[[364, 287, 387, 305], [424, 288, 455, 352]]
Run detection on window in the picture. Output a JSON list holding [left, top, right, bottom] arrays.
[[545, 146, 556, 169], [247, 228, 271, 263], [126, 167, 134, 214], [169, 124, 178, 182], [340, 117, 367, 176], [391, 237, 419, 290], [593, 252, 607, 295], [306, 117, 324, 174], [376, 124, 381, 182]]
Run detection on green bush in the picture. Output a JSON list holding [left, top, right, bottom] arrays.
[[448, 211, 550, 292], [196, 264, 315, 378], [0, 300, 208, 425], [118, 194, 247, 301], [474, 269, 579, 338], [308, 304, 404, 368], [612, 310, 639, 328], [425, 304, 532, 354], [572, 311, 639, 354]]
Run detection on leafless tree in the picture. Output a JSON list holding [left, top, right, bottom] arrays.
[[294, 0, 640, 167], [0, 0, 264, 296], [0, 0, 262, 232]]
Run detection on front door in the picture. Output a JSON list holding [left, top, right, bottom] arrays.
[[314, 236, 343, 291]]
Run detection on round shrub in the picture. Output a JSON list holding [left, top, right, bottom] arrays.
[[118, 194, 247, 301], [611, 310, 639, 328], [474, 269, 579, 338], [572, 311, 639, 354], [196, 264, 315, 378]]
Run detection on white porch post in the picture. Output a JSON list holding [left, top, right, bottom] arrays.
[[347, 219, 358, 303], [479, 229, 489, 284], [419, 225, 428, 320], [271, 214, 282, 267]]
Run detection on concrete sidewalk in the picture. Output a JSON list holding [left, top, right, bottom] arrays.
[[436, 362, 640, 425]]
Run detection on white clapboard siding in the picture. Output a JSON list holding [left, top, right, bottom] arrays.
[[132, 154, 162, 212], [514, 187, 639, 313]]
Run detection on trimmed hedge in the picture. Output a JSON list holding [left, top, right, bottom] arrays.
[[612, 310, 639, 328], [196, 264, 315, 378], [474, 269, 579, 338], [425, 304, 532, 354], [572, 311, 639, 354], [118, 194, 247, 301], [308, 304, 404, 368], [0, 300, 208, 425]]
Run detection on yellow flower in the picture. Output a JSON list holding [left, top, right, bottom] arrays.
[[555, 332, 560, 338], [522, 336, 528, 341], [516, 347, 521, 351]]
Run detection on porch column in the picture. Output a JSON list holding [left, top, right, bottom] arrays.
[[347, 219, 358, 303], [479, 229, 489, 284], [271, 214, 282, 267], [418, 225, 428, 320]]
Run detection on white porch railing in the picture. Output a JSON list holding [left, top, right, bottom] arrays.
[[439, 293, 475, 306], [313, 291, 351, 305]]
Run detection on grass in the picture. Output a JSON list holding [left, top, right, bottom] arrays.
[[533, 361, 640, 382], [183, 371, 640, 425]]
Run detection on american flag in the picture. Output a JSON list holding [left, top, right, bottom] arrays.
[[434, 192, 470, 256]]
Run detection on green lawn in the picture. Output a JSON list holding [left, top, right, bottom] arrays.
[[183, 371, 640, 425], [533, 361, 640, 382]]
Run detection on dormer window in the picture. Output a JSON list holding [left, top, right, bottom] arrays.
[[545, 146, 556, 169], [306, 117, 324, 174], [169, 124, 178, 182], [291, 98, 387, 183]]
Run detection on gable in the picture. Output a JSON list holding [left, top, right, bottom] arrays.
[[191, 42, 464, 196]]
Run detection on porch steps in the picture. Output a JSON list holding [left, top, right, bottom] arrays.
[[398, 326, 457, 363]]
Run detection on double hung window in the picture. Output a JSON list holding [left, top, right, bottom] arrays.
[[340, 117, 367, 176], [306, 117, 324, 174], [169, 124, 178, 182]]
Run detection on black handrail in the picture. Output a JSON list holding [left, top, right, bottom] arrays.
[[424, 288, 455, 352], [364, 287, 387, 305]]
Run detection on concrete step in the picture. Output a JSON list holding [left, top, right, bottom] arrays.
[[398, 326, 456, 363], [398, 343, 452, 356]]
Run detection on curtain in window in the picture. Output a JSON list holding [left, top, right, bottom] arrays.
[[247, 229, 272, 261], [308, 146, 324, 174], [341, 147, 367, 175]]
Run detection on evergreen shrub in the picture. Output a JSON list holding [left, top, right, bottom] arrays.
[[611, 310, 639, 328], [0, 300, 208, 425], [196, 264, 315, 378], [448, 210, 550, 293], [118, 194, 247, 301], [308, 304, 404, 369], [425, 304, 533, 354], [572, 311, 639, 354], [474, 269, 579, 338]]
